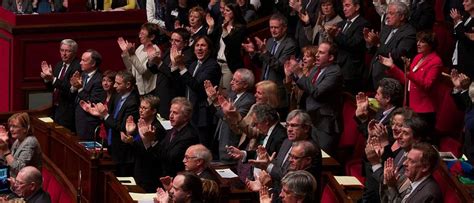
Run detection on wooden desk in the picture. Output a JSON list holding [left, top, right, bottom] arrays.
[[210, 164, 257, 203], [322, 150, 341, 173], [323, 173, 363, 203]]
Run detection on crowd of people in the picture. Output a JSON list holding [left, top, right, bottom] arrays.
[[0, 0, 474, 202]]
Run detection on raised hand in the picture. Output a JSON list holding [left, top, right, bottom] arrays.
[[383, 158, 398, 187], [40, 61, 54, 81], [254, 37, 267, 54], [450, 9, 462, 24], [364, 28, 380, 46], [226, 145, 244, 160], [298, 11, 310, 24], [147, 46, 161, 65], [170, 47, 184, 69], [245, 178, 262, 192], [154, 188, 170, 203], [259, 186, 273, 203], [138, 118, 155, 141], [326, 25, 341, 38], [160, 176, 173, 191], [355, 92, 369, 118], [242, 38, 256, 54], [79, 100, 92, 113], [204, 80, 218, 100], [257, 170, 272, 187], [206, 13, 215, 28], [117, 37, 128, 52], [89, 102, 108, 118], [0, 125, 9, 143], [125, 115, 136, 135], [365, 140, 381, 165], [120, 131, 133, 144], [70, 71, 83, 89]]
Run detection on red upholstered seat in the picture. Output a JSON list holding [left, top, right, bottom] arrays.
[[41, 167, 73, 203], [42, 168, 52, 191], [433, 168, 462, 203], [321, 184, 338, 203], [46, 175, 62, 203], [345, 159, 366, 184], [439, 136, 462, 158]]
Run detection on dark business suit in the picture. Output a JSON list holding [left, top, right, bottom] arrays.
[[256, 36, 296, 109], [246, 123, 287, 161], [45, 59, 81, 131], [294, 0, 318, 54], [104, 91, 140, 177], [370, 23, 416, 88], [221, 24, 247, 73], [25, 188, 52, 203], [454, 15, 474, 78], [378, 149, 408, 203], [387, 176, 442, 203], [2, 0, 33, 13], [155, 123, 200, 177], [409, 0, 435, 31], [132, 119, 166, 192], [178, 57, 221, 148], [75, 70, 106, 140], [199, 167, 219, 182], [296, 64, 343, 154], [333, 16, 370, 94], [214, 91, 255, 163]]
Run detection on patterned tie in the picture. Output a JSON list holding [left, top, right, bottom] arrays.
[[401, 184, 413, 203]]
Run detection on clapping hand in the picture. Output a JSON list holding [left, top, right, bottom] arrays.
[[154, 188, 170, 203], [138, 118, 155, 142], [160, 176, 173, 191], [254, 37, 267, 54], [0, 125, 9, 143], [245, 178, 262, 192], [450, 9, 462, 24], [355, 92, 369, 118], [205, 13, 215, 29], [125, 115, 136, 135], [259, 186, 273, 203], [383, 158, 398, 187], [170, 47, 184, 69], [40, 61, 54, 81], [242, 38, 256, 54], [226, 145, 244, 160], [79, 100, 92, 113], [363, 28, 380, 46], [450, 69, 471, 91], [204, 80, 218, 102], [89, 102, 108, 118], [147, 46, 161, 65], [70, 71, 83, 89], [249, 145, 275, 170], [257, 170, 272, 187]]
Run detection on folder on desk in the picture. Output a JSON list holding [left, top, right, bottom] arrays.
[[129, 192, 155, 202], [38, 117, 54, 123], [334, 176, 363, 186], [215, 168, 238, 178]]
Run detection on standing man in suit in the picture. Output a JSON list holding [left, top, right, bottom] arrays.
[[291, 0, 319, 55], [156, 97, 200, 177], [41, 39, 81, 131], [242, 13, 296, 117], [85, 70, 139, 176], [386, 142, 442, 202], [451, 0, 474, 78], [365, 1, 416, 88], [172, 36, 221, 149], [205, 68, 256, 163], [71, 49, 106, 140], [286, 41, 343, 155], [327, 0, 370, 94]]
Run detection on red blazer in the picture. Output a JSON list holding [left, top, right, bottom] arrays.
[[385, 52, 442, 113]]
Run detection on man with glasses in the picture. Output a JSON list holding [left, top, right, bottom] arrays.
[[182, 144, 218, 181], [11, 166, 51, 203]]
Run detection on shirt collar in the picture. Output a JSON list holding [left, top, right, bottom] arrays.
[[348, 14, 360, 23]]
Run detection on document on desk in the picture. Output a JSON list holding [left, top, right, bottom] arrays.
[[129, 192, 155, 203], [38, 117, 54, 123], [117, 177, 137, 186], [215, 168, 238, 178], [334, 176, 363, 186]]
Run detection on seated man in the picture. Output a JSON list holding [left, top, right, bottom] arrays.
[[385, 142, 442, 202], [259, 170, 318, 203], [183, 144, 219, 182], [11, 166, 51, 203], [155, 172, 203, 203]]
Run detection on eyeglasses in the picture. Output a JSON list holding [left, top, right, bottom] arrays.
[[184, 155, 198, 160]]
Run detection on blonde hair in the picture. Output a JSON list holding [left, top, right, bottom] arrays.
[[255, 80, 279, 108], [8, 112, 33, 136]]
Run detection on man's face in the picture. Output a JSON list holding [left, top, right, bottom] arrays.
[[12, 172, 33, 198], [279, 185, 301, 203], [397, 126, 417, 150], [230, 72, 247, 93], [385, 5, 403, 27], [169, 103, 188, 128], [288, 145, 311, 171], [169, 175, 189, 203], [403, 149, 427, 181], [343, 0, 359, 19], [315, 43, 333, 68], [463, 0, 474, 12], [60, 44, 75, 63], [286, 117, 309, 141], [194, 38, 209, 61], [113, 75, 129, 95], [269, 19, 286, 40], [189, 11, 202, 28], [183, 148, 201, 172], [375, 87, 390, 109], [80, 52, 95, 73]]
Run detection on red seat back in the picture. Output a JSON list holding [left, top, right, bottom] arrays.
[[433, 168, 462, 203], [321, 184, 339, 203]]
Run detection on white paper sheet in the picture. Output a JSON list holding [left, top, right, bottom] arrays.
[[334, 176, 363, 186], [129, 192, 156, 202], [321, 150, 330, 158], [215, 168, 238, 178], [117, 176, 137, 186], [160, 120, 172, 130], [38, 117, 54, 123]]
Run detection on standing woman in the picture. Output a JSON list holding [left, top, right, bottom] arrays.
[[187, 6, 209, 46], [98, 70, 117, 141], [118, 23, 161, 97], [0, 113, 42, 177], [380, 31, 442, 141], [171, 36, 221, 148], [208, 2, 247, 92], [302, 0, 342, 45]]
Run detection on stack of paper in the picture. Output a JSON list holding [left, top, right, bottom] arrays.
[[334, 176, 363, 186]]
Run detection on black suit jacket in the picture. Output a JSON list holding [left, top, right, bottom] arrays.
[[75, 70, 106, 139], [221, 24, 247, 73], [104, 91, 140, 166], [25, 188, 51, 203], [45, 58, 81, 130], [178, 57, 221, 127], [370, 23, 416, 88], [155, 123, 200, 177], [198, 167, 219, 182], [454, 15, 474, 78], [409, 0, 435, 31], [334, 16, 370, 81], [246, 123, 287, 160], [131, 118, 166, 192], [294, 0, 319, 50]]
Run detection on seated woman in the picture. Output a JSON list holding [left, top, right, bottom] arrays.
[[0, 113, 42, 177]]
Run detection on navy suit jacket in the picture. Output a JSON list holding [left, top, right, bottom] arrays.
[[454, 15, 474, 78]]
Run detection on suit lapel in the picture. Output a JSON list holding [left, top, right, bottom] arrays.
[[406, 177, 431, 202]]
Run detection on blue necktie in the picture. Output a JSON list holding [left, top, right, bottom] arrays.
[[108, 97, 125, 145], [264, 41, 278, 80], [83, 74, 89, 88]]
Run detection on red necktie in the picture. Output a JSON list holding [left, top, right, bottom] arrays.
[[311, 68, 322, 84]]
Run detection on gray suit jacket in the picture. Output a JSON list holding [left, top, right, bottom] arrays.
[[215, 91, 255, 163], [269, 138, 293, 181], [386, 176, 442, 203]]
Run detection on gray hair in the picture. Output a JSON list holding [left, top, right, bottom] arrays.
[[171, 97, 193, 119], [60, 39, 78, 54], [235, 68, 255, 89], [286, 109, 312, 127], [20, 166, 43, 187], [253, 103, 279, 124], [292, 140, 317, 160], [388, 1, 410, 20], [190, 144, 212, 167], [270, 13, 288, 27], [281, 170, 317, 202]]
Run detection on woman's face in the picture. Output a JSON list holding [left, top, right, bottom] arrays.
[[9, 119, 27, 140], [223, 6, 234, 23], [171, 33, 186, 51], [188, 11, 202, 28], [321, 2, 334, 16], [417, 40, 431, 55], [391, 114, 404, 140], [102, 77, 114, 92], [302, 51, 316, 69], [139, 28, 152, 45], [139, 100, 156, 120], [194, 38, 209, 60], [255, 86, 268, 104]]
